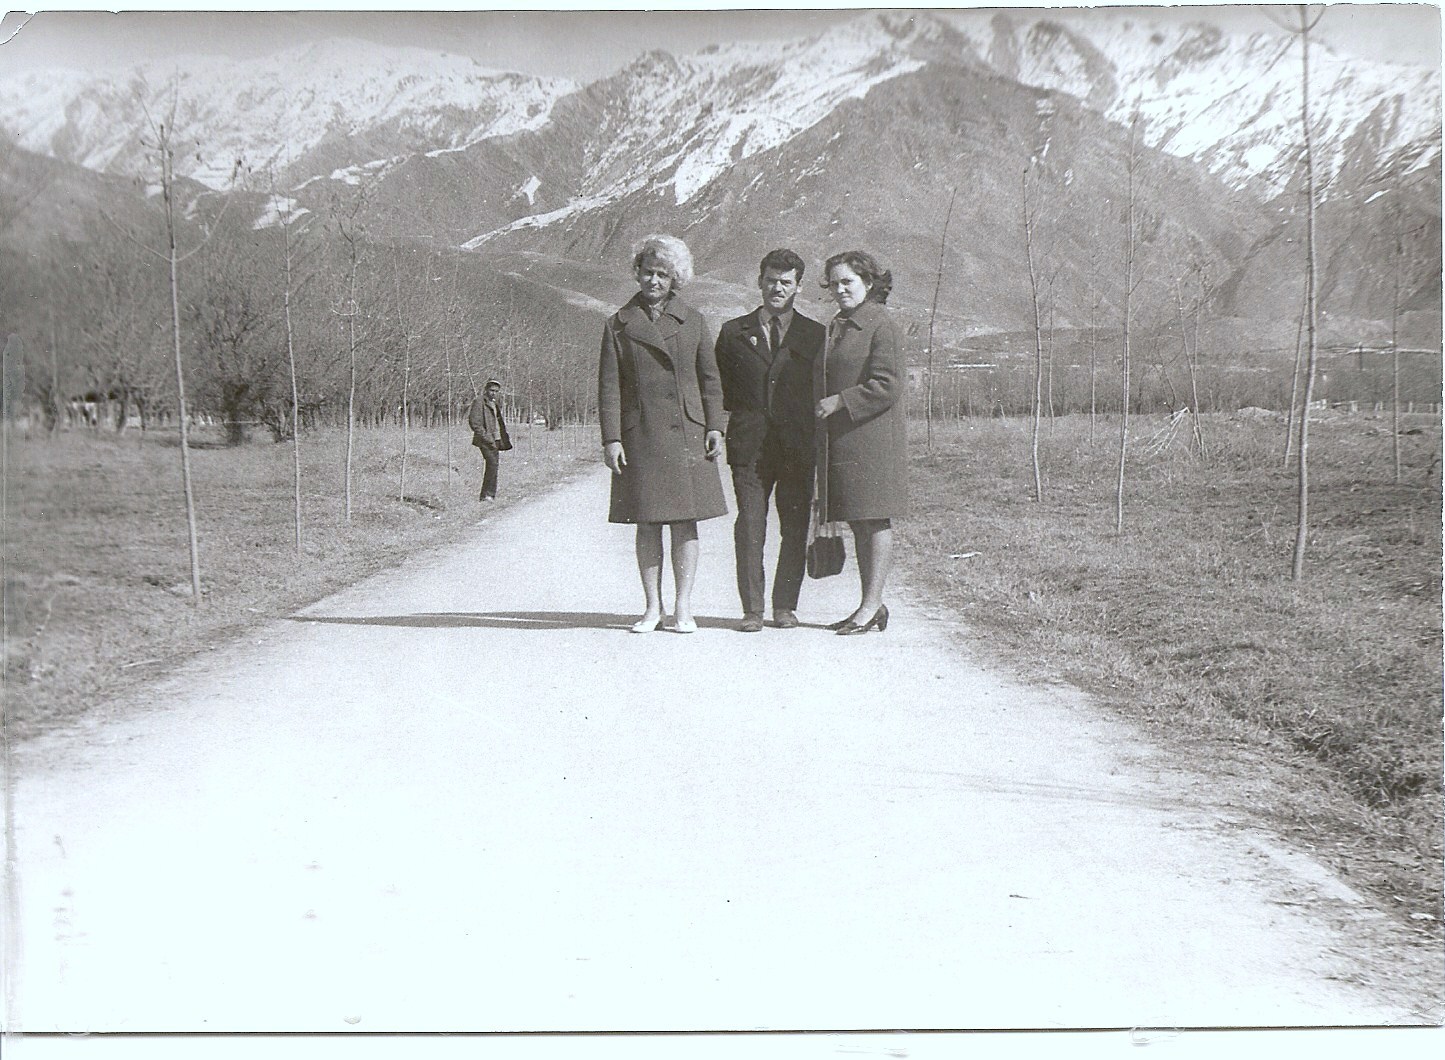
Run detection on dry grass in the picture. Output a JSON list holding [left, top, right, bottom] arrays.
[[900, 410, 1443, 930], [2, 422, 595, 741]]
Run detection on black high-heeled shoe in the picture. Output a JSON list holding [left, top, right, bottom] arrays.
[[836, 604, 888, 636]]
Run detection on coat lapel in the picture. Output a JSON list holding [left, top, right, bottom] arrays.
[[619, 297, 680, 366], [778, 317, 807, 361], [654, 306, 684, 348]]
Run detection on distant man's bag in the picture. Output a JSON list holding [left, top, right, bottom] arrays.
[[496, 423, 512, 451]]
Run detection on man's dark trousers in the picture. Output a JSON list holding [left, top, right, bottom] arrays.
[[733, 440, 812, 616], [478, 443, 499, 499]]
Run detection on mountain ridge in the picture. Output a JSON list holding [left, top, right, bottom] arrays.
[[1, 9, 1438, 340]]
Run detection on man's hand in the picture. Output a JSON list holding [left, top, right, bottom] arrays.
[[603, 441, 627, 474], [816, 394, 844, 419], [704, 430, 724, 461]]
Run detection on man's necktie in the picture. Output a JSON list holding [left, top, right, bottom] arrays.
[[769, 315, 782, 355]]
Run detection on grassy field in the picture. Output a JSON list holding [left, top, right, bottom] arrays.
[[898, 410, 1443, 930], [2, 422, 596, 741]]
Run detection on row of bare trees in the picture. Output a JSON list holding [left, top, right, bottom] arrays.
[[4, 94, 601, 604], [934, 5, 1436, 581]]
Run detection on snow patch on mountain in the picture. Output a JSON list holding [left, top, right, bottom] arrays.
[[463, 186, 647, 250], [515, 176, 542, 206], [253, 195, 310, 229], [329, 157, 402, 186]]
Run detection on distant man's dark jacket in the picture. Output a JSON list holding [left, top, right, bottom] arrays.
[[468, 396, 508, 449], [715, 309, 825, 465], [467, 394, 509, 500]]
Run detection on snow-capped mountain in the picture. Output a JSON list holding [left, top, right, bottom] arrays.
[[954, 10, 1441, 195], [429, 9, 1437, 252], [0, 37, 574, 188], [458, 18, 938, 249], [3, 11, 1436, 208], [1, 9, 1438, 336]]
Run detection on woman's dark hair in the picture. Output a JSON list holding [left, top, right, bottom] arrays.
[[822, 250, 892, 304], [759, 248, 805, 282]]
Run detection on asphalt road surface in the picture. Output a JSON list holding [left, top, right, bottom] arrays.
[[5, 467, 1440, 1033]]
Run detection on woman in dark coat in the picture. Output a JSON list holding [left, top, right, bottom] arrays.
[[814, 249, 908, 635], [598, 234, 726, 633]]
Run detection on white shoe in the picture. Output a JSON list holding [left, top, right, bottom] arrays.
[[672, 617, 697, 634], [631, 615, 663, 634]]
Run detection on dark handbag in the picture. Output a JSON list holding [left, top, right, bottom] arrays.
[[496, 427, 513, 452], [807, 522, 845, 579]]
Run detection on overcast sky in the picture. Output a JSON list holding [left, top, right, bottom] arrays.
[[2, 4, 1440, 81]]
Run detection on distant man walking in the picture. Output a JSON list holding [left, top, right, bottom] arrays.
[[468, 378, 510, 502], [715, 250, 826, 632]]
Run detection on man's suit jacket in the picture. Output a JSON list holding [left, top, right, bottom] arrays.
[[715, 308, 825, 467], [467, 396, 507, 449]]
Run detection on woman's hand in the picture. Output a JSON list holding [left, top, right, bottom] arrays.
[[704, 430, 724, 461], [815, 394, 844, 420], [603, 441, 627, 474]]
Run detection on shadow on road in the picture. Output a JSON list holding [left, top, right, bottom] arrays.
[[289, 610, 743, 631]]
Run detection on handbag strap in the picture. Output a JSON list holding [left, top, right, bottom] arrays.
[[815, 323, 832, 526]]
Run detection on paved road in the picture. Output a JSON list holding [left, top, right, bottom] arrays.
[[5, 468, 1439, 1032]]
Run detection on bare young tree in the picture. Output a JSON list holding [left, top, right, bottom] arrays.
[[159, 116, 203, 603], [331, 190, 367, 523], [926, 186, 958, 452], [46, 307, 62, 434], [392, 248, 413, 503], [1116, 114, 1141, 535], [1087, 252, 1101, 446], [1045, 279, 1058, 425], [1389, 171, 1404, 484], [104, 87, 238, 604], [1282, 273, 1308, 466], [271, 171, 309, 555], [439, 252, 462, 491], [1022, 165, 1046, 503], [1284, 4, 1327, 582]]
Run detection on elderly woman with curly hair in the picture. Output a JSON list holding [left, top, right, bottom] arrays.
[[814, 249, 908, 635], [598, 234, 727, 633]]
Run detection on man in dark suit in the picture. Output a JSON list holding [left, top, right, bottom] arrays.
[[715, 249, 826, 632], [467, 378, 509, 501]]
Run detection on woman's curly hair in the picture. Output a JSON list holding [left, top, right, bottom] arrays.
[[632, 233, 695, 289], [822, 250, 893, 305]]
